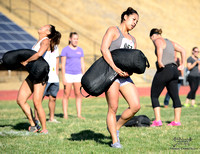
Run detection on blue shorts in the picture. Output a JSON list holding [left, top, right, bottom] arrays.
[[114, 77, 134, 87], [43, 82, 59, 98]]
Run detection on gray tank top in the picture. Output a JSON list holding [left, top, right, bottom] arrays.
[[156, 39, 175, 66], [109, 27, 135, 51]]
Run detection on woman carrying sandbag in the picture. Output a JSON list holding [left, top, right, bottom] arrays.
[[18, 25, 61, 134], [100, 7, 141, 148]]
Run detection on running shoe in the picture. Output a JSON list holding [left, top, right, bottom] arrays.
[[191, 104, 197, 107], [183, 103, 190, 107], [40, 129, 48, 134], [167, 121, 181, 126], [150, 120, 162, 127], [111, 141, 123, 148], [28, 126, 39, 133]]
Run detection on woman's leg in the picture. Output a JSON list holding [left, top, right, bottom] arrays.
[[166, 79, 182, 122], [73, 82, 85, 119], [106, 82, 120, 144], [116, 83, 140, 130], [186, 76, 199, 106], [62, 83, 72, 119], [151, 73, 166, 122], [49, 95, 56, 121], [33, 83, 46, 130], [17, 79, 35, 126]]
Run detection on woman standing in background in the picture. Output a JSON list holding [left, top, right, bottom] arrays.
[[150, 28, 186, 127], [61, 32, 85, 120], [184, 47, 200, 107]]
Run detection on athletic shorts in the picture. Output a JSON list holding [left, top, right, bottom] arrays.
[[114, 76, 134, 87], [26, 74, 48, 85], [65, 73, 82, 83], [43, 82, 59, 98]]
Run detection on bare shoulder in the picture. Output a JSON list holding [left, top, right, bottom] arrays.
[[41, 38, 50, 45], [106, 26, 118, 34], [170, 40, 176, 46], [155, 38, 164, 45]]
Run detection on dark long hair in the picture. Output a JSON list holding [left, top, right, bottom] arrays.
[[121, 7, 139, 23], [47, 25, 61, 52]]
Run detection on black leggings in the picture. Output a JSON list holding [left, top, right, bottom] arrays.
[[151, 64, 182, 108], [187, 76, 200, 99]]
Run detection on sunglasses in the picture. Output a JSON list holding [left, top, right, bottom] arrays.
[[194, 50, 199, 53]]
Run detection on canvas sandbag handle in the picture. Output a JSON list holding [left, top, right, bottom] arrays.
[[80, 86, 90, 98], [145, 57, 150, 68]]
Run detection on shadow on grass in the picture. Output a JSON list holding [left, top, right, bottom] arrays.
[[13, 122, 30, 130], [0, 122, 30, 131], [0, 124, 13, 128], [68, 129, 111, 145], [54, 113, 76, 118]]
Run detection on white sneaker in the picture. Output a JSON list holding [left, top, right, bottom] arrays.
[[48, 119, 60, 123], [111, 141, 123, 148]]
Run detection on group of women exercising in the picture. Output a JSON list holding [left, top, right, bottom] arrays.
[[13, 7, 199, 148]]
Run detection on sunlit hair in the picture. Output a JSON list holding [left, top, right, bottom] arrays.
[[47, 25, 61, 52], [192, 47, 198, 51], [149, 28, 162, 37], [121, 7, 139, 23]]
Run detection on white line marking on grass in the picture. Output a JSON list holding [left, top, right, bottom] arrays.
[[0, 130, 38, 136]]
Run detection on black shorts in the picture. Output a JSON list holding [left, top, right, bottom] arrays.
[[26, 74, 48, 85]]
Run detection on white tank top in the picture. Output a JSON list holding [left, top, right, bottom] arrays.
[[32, 37, 50, 58], [32, 37, 59, 83]]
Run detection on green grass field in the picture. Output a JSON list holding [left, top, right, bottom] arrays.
[[0, 95, 199, 153]]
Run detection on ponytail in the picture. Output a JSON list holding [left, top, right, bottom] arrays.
[[149, 28, 162, 37], [48, 25, 61, 52], [121, 7, 138, 23]]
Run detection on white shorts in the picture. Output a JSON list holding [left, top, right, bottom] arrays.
[[65, 73, 83, 83], [114, 77, 134, 87]]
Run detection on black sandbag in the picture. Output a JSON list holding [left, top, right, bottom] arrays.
[[116, 115, 150, 127], [111, 48, 150, 74], [81, 57, 118, 97], [81, 48, 149, 97], [1, 49, 49, 82]]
